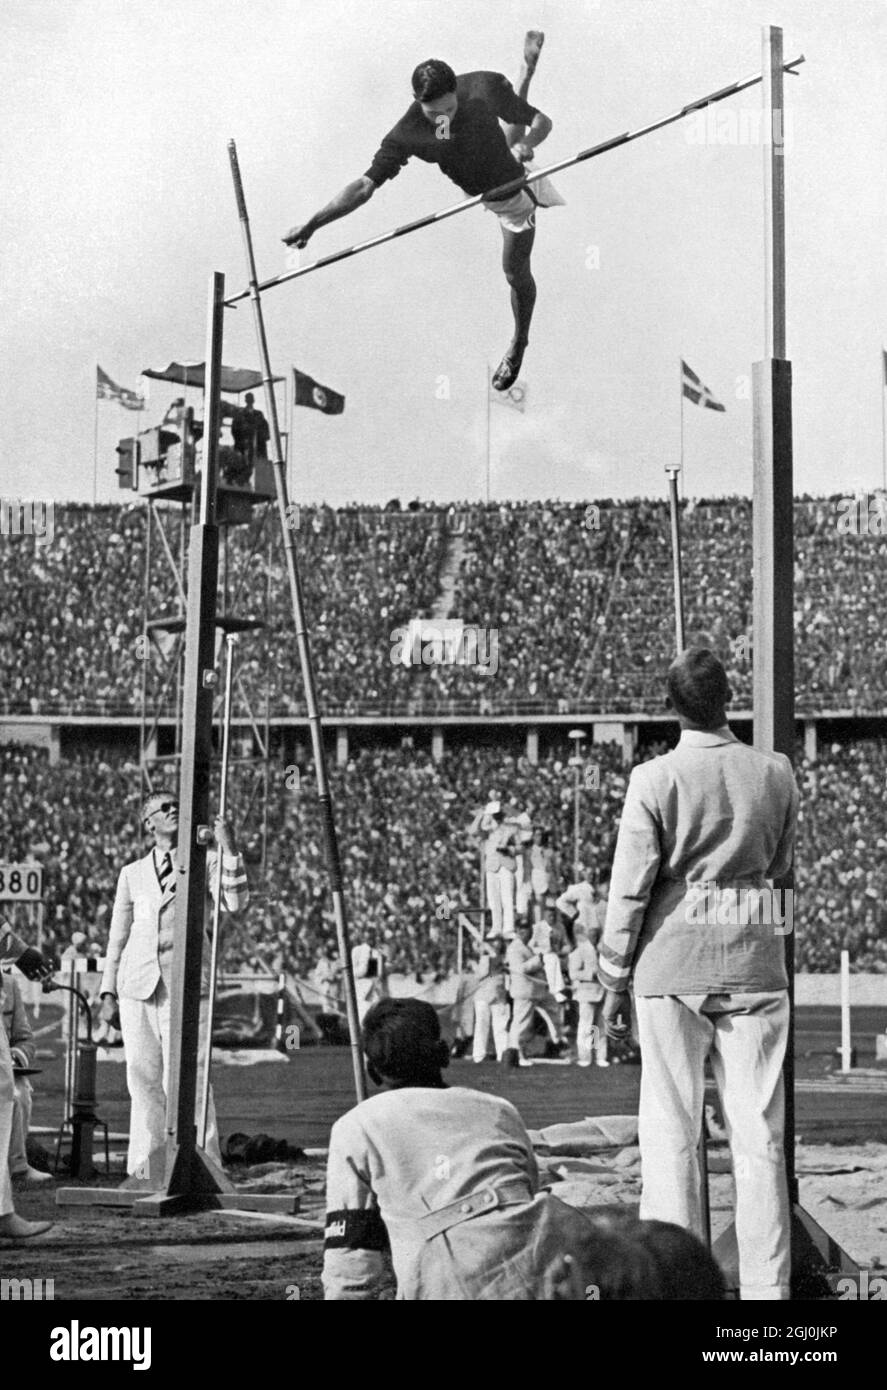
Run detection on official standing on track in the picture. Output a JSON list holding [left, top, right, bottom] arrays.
[[568, 921, 609, 1068], [472, 934, 509, 1063], [505, 920, 548, 1066], [2, 969, 52, 1184], [99, 790, 249, 1176], [0, 924, 54, 1238], [598, 650, 799, 1300], [351, 930, 390, 1024]]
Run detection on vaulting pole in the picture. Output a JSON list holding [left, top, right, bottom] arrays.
[[226, 55, 804, 306], [228, 140, 367, 1102], [199, 631, 237, 1147]]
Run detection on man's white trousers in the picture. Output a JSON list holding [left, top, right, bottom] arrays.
[[635, 991, 791, 1300], [119, 978, 221, 1176], [472, 999, 509, 1061]]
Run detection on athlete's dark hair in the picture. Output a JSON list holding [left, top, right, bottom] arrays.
[[666, 647, 730, 728], [412, 59, 457, 102], [362, 998, 448, 1083]]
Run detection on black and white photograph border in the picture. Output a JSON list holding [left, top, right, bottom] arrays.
[[0, 0, 886, 1360]]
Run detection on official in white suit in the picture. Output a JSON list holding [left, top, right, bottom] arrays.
[[599, 650, 799, 1301], [351, 932, 389, 1024], [99, 790, 249, 1176], [0, 923, 53, 1238], [2, 970, 52, 1183]]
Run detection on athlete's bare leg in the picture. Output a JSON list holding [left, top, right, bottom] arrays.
[[492, 31, 544, 391], [503, 30, 545, 146], [502, 226, 536, 354]]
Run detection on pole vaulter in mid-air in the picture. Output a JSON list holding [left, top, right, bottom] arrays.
[[283, 31, 561, 392]]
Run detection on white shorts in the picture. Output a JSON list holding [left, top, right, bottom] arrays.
[[483, 188, 537, 234], [483, 171, 565, 234]]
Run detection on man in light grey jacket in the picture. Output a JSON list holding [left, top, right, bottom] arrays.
[[99, 790, 249, 1176], [598, 649, 799, 1300]]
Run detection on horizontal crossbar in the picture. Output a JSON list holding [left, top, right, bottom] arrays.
[[226, 55, 804, 306]]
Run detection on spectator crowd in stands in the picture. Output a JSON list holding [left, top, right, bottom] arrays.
[[1, 739, 886, 980], [2, 495, 887, 717]]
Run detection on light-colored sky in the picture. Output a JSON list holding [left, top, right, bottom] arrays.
[[1, 0, 885, 505]]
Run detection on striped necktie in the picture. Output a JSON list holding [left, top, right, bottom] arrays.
[[158, 851, 175, 895]]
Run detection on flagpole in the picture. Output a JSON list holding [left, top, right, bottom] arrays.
[[287, 373, 293, 497], [881, 347, 886, 492], [93, 369, 99, 506], [679, 357, 685, 501], [485, 363, 491, 504]]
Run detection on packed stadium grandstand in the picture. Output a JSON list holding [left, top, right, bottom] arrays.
[[2, 496, 886, 718], [1, 727, 886, 978]]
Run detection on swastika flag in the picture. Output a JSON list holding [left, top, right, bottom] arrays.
[[293, 368, 345, 415]]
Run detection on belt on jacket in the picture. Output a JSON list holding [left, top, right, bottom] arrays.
[[416, 1179, 534, 1241]]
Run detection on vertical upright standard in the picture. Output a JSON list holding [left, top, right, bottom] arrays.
[[715, 24, 858, 1295], [160, 272, 227, 1203], [752, 19, 797, 1203]]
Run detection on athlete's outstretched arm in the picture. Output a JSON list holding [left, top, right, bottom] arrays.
[[283, 175, 376, 248]]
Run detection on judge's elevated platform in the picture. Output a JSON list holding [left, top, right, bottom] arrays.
[[130, 434, 276, 523], [116, 407, 278, 524]]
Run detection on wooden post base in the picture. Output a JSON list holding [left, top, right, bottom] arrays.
[[55, 1141, 300, 1217], [55, 1185, 300, 1217]]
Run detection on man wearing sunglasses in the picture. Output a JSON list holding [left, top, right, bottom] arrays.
[[99, 790, 249, 1177]]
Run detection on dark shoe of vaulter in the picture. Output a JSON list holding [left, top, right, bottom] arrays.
[[491, 348, 525, 392]]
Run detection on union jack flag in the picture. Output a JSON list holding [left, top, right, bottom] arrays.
[[97, 365, 145, 411]]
